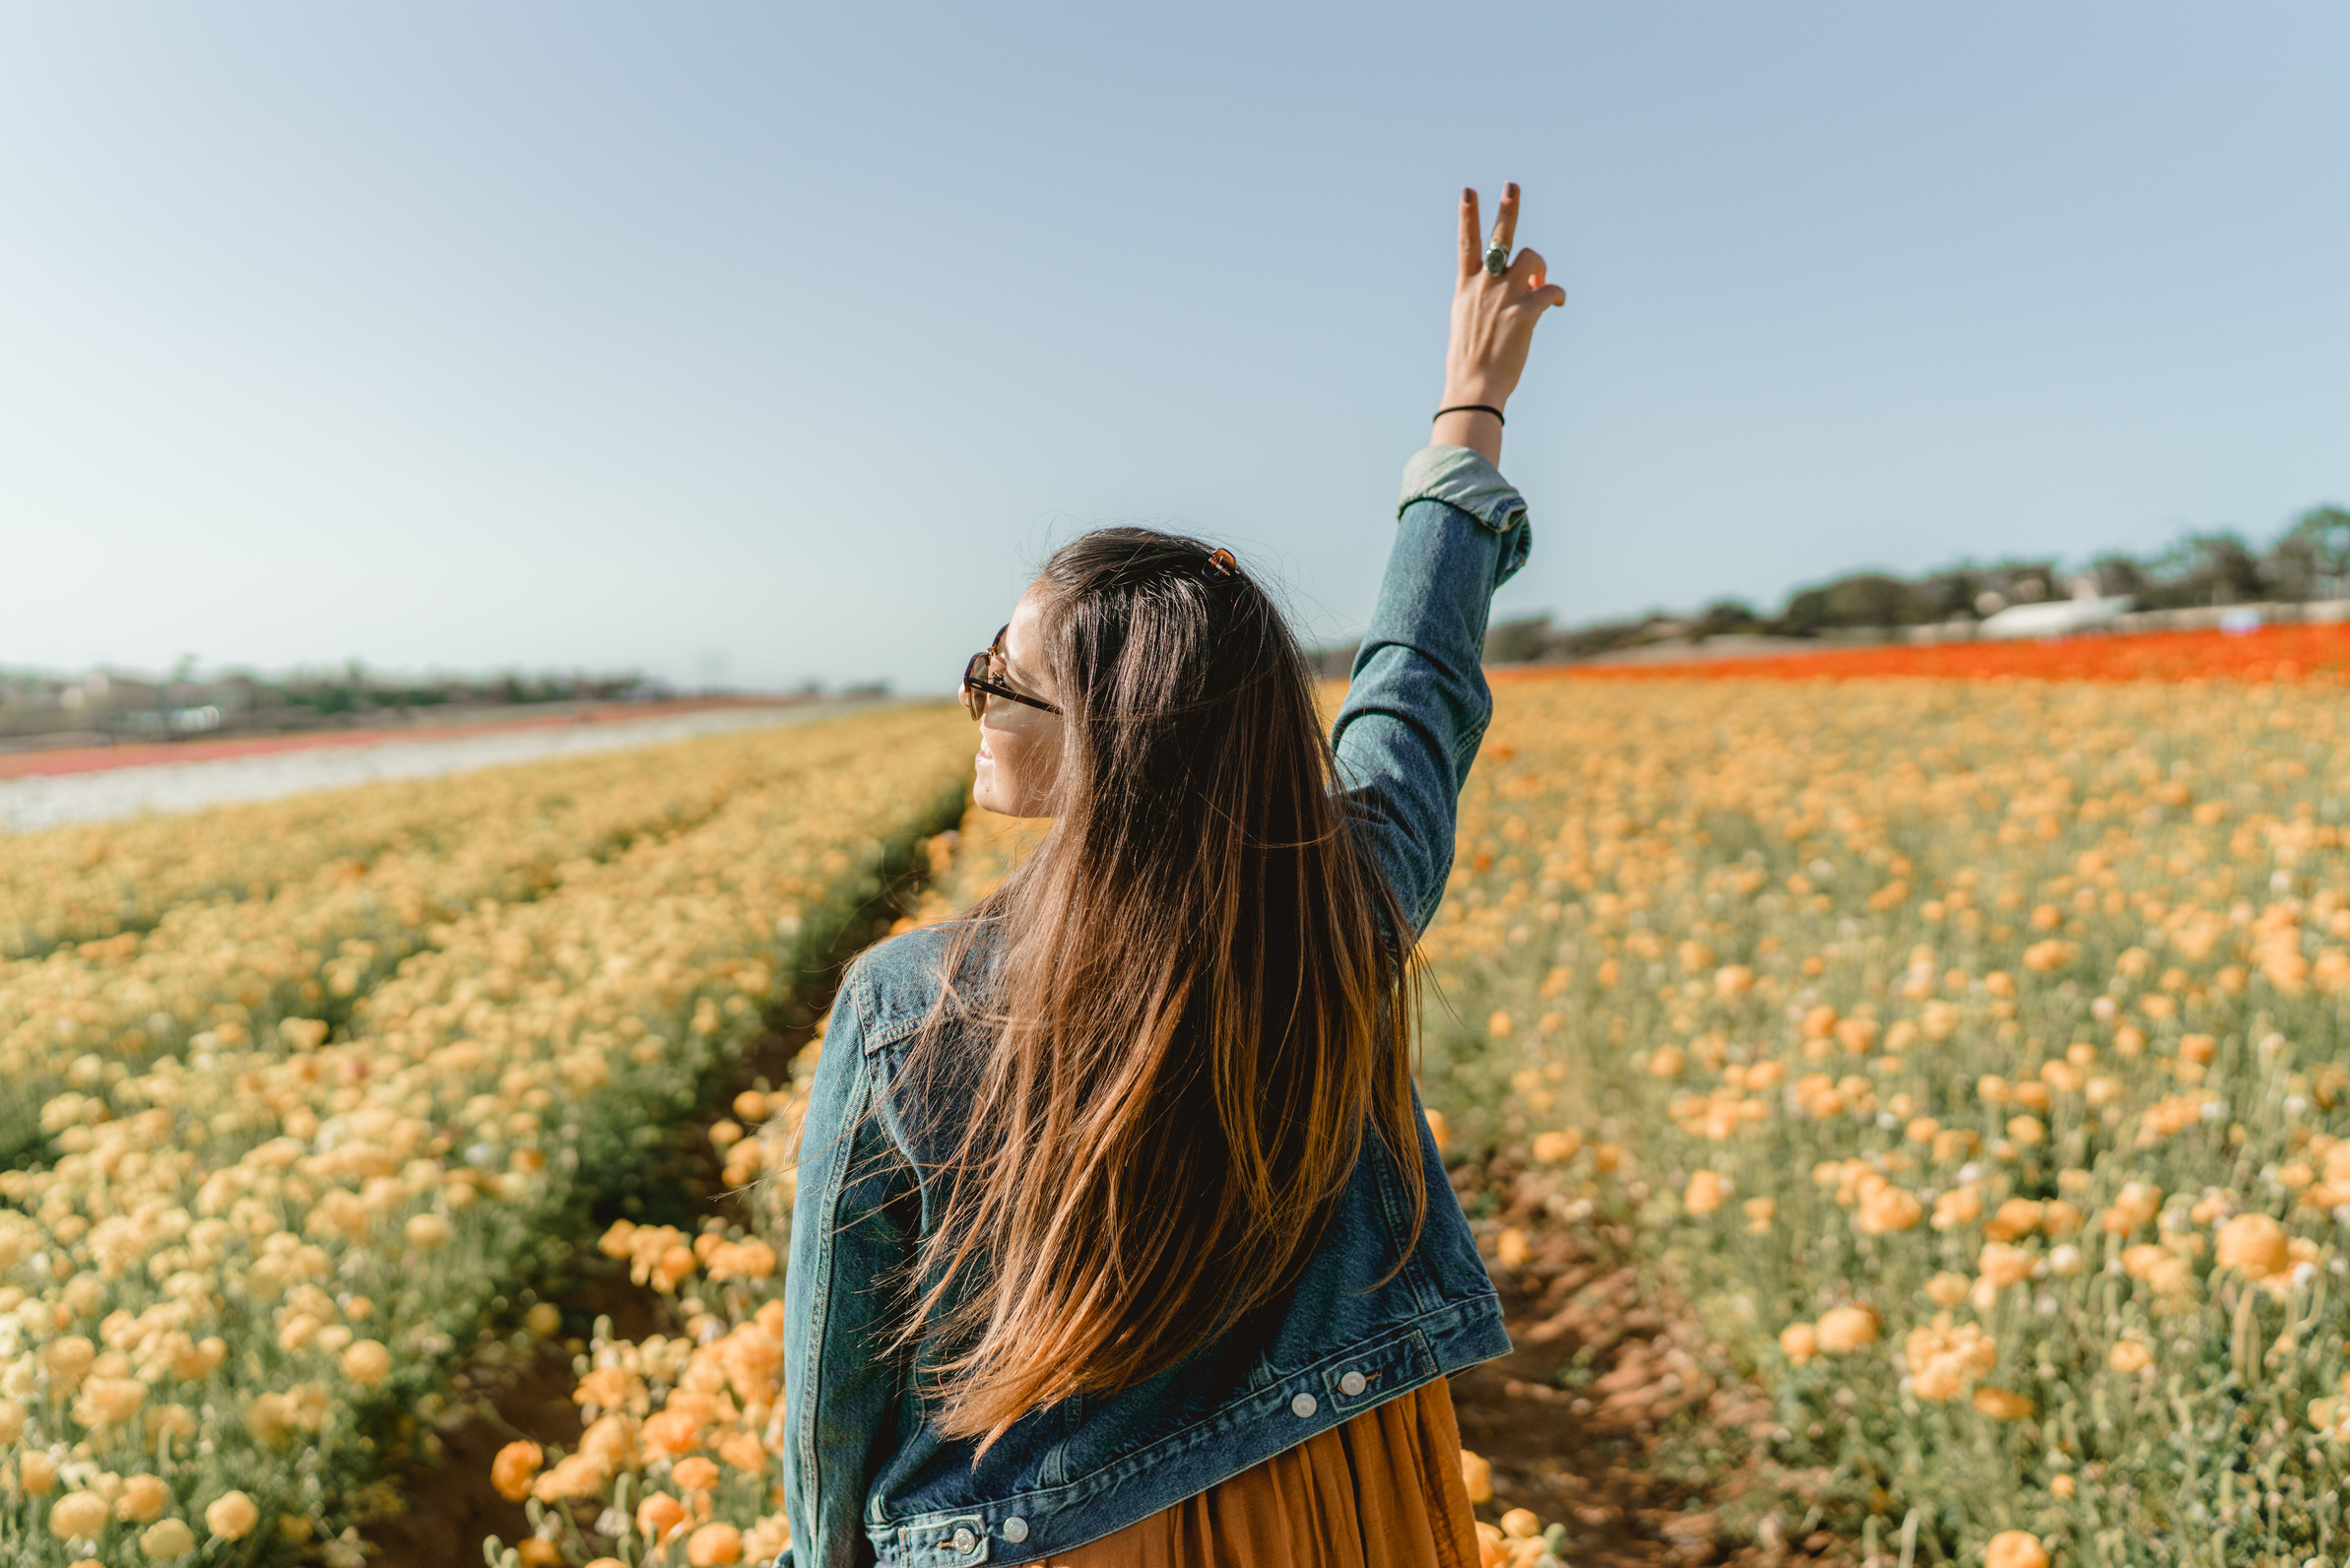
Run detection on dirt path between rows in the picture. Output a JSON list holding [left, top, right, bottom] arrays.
[[362, 988, 831, 1567], [1446, 1172, 1851, 1566]]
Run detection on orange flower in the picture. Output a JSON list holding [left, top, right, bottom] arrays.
[[1856, 1185, 1923, 1235], [1985, 1531, 2050, 1568], [687, 1523, 746, 1567], [575, 1366, 647, 1413], [1459, 1449, 1493, 1504], [533, 1453, 616, 1503], [2215, 1213, 2290, 1277], [490, 1441, 543, 1503], [641, 1407, 706, 1459], [1683, 1171, 1730, 1217], [1973, 1386, 2035, 1421], [577, 1412, 638, 1471], [1816, 1306, 1877, 1353], [1983, 1199, 2042, 1242], [637, 1492, 691, 1548]]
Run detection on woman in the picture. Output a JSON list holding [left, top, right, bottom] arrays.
[[780, 183, 1565, 1568]]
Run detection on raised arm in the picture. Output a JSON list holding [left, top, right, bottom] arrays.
[[1330, 184, 1565, 935]]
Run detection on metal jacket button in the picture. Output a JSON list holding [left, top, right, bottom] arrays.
[[950, 1526, 976, 1551], [1003, 1517, 1028, 1542], [1338, 1370, 1367, 1397], [1291, 1392, 1317, 1417]]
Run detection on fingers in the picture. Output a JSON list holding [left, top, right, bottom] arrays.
[[1531, 282, 1568, 311], [1509, 245, 1547, 289], [1458, 187, 1480, 280], [1488, 181, 1520, 258]]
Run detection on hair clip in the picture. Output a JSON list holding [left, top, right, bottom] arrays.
[[1204, 548, 1238, 579]]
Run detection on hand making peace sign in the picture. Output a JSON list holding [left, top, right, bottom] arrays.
[[1431, 183, 1568, 463]]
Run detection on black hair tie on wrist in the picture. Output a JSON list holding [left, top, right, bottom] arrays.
[[1433, 404, 1505, 426]]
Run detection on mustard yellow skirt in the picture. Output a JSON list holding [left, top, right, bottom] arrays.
[[1037, 1379, 1480, 1567]]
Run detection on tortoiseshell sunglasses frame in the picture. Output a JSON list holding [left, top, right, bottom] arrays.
[[959, 625, 1063, 720]]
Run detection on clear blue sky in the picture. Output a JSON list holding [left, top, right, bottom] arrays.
[[3, 4, 2343, 691]]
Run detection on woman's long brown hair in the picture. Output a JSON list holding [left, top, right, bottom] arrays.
[[883, 526, 1427, 1460]]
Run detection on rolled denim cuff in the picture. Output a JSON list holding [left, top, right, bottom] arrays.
[[1396, 445, 1529, 534]]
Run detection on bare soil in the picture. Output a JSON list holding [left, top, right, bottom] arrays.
[[1449, 1196, 1850, 1566]]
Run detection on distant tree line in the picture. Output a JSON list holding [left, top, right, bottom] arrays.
[[1309, 503, 2350, 674], [263, 664, 657, 717], [0, 662, 669, 746]]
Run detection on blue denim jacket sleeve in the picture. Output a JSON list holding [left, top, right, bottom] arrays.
[[1330, 445, 1531, 937], [778, 980, 918, 1568]]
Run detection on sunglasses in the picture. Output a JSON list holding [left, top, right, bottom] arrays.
[[959, 625, 1064, 721]]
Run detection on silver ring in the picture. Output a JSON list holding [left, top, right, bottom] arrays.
[[1482, 241, 1509, 277]]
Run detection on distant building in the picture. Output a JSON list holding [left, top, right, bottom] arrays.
[[1977, 596, 2133, 640]]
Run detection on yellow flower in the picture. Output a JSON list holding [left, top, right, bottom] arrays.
[[1683, 1170, 1730, 1216], [340, 1339, 392, 1387], [1531, 1129, 1583, 1164], [2103, 1182, 2162, 1234], [71, 1375, 147, 1428], [43, 1335, 97, 1380], [1978, 1242, 2035, 1289], [1973, 1386, 2036, 1421], [1779, 1323, 1819, 1366], [1931, 1187, 1984, 1230], [1856, 1184, 1923, 1234], [141, 1519, 197, 1559], [1906, 1314, 1996, 1402], [49, 1492, 110, 1539], [205, 1492, 260, 1541], [1983, 1199, 2043, 1242], [1816, 1305, 1878, 1353]]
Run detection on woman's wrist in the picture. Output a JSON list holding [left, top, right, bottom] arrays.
[[1431, 401, 1503, 466], [1440, 375, 1512, 410]]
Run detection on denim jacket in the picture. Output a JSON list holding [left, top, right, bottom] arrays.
[[776, 445, 1533, 1567]]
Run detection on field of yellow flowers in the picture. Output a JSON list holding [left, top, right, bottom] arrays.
[[0, 705, 973, 1568], [1420, 671, 2350, 1568]]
